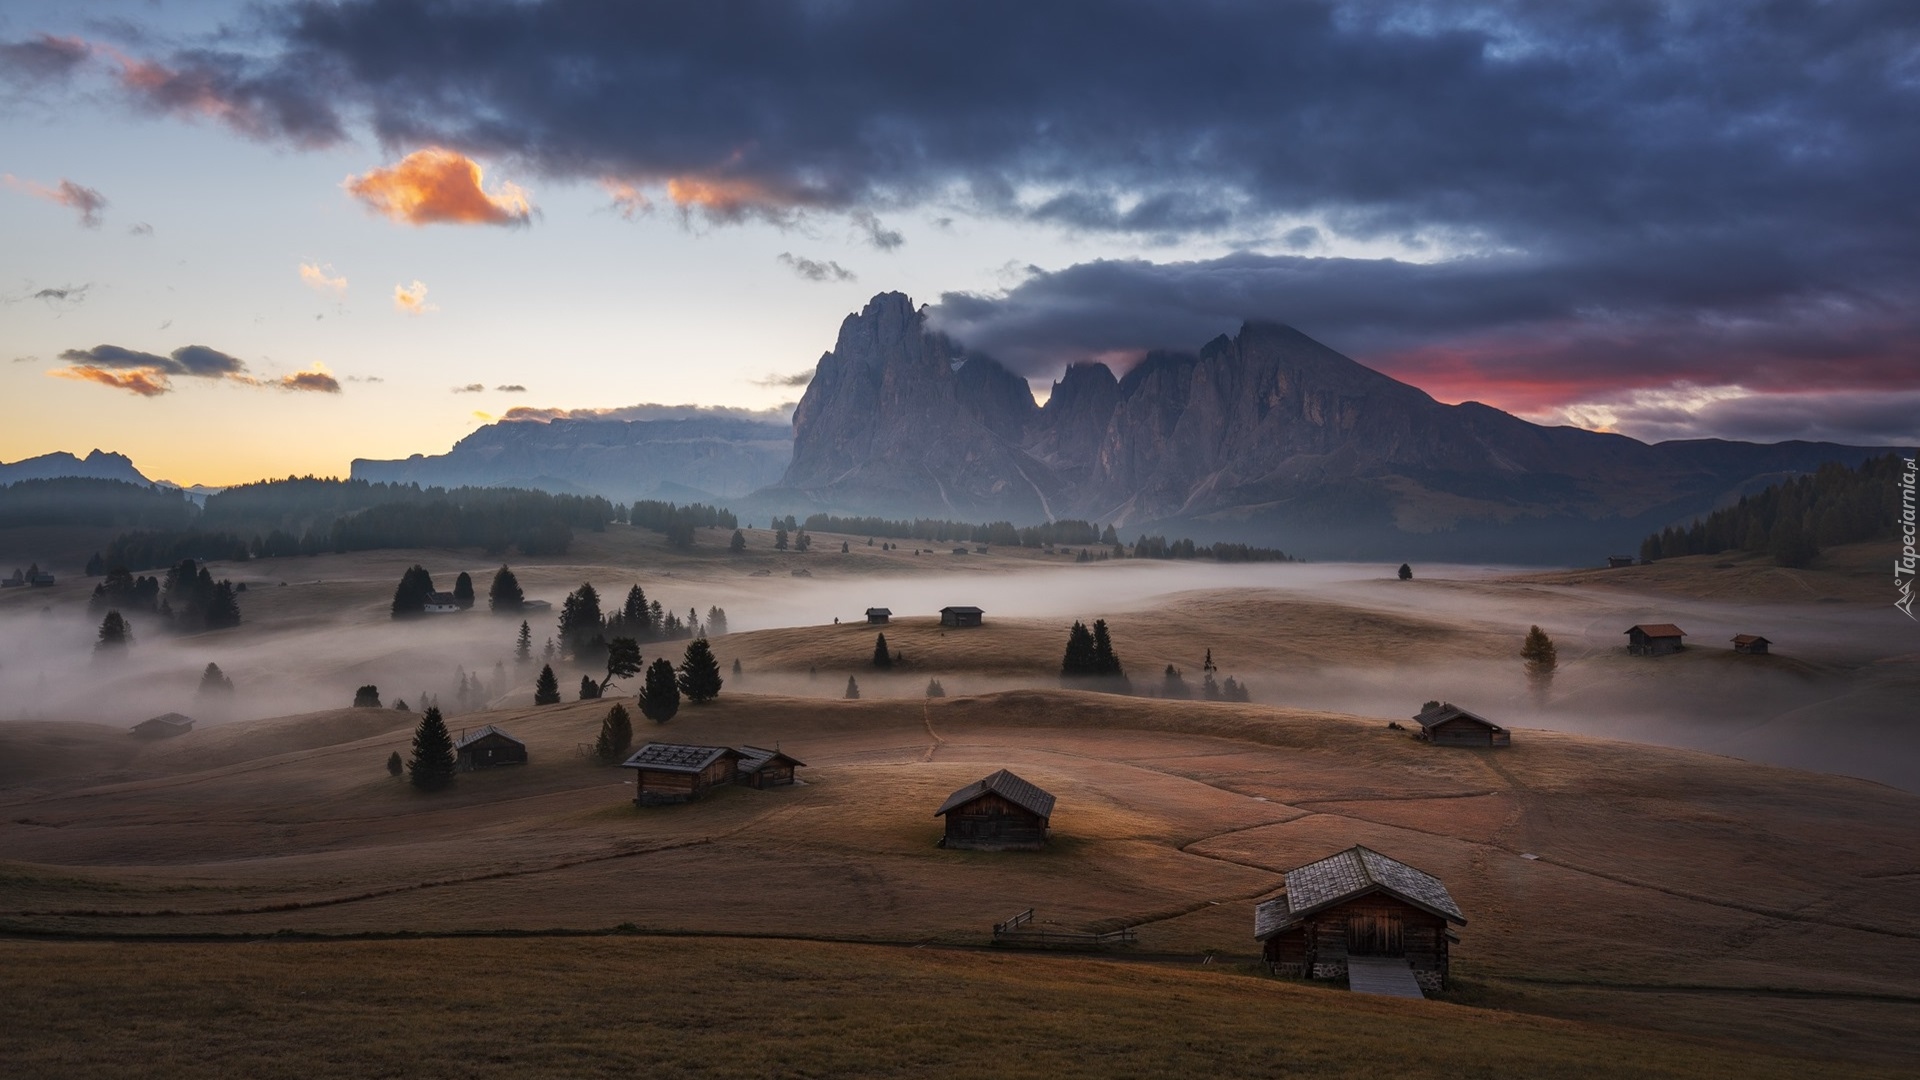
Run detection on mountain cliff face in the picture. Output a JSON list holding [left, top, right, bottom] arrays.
[[353, 415, 791, 503], [0, 450, 152, 486], [767, 294, 1887, 560]]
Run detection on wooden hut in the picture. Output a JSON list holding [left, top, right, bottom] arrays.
[[454, 725, 527, 770], [1254, 846, 1466, 993], [1625, 623, 1686, 656], [1606, 555, 1636, 569], [939, 605, 985, 628], [423, 591, 460, 614], [132, 713, 194, 738], [935, 769, 1054, 850], [1732, 634, 1772, 655], [1411, 703, 1510, 748], [621, 743, 741, 805], [735, 745, 805, 789], [865, 607, 892, 625]]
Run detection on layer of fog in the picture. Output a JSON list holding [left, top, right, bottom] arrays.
[[3, 556, 1915, 793]]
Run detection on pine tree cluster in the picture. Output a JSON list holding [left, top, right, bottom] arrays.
[[1640, 453, 1905, 567]]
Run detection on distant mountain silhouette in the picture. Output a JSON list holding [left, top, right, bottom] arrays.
[[0, 449, 153, 487], [758, 292, 1891, 561]]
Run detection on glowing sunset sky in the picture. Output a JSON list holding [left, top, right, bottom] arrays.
[[3, 1, 1917, 484]]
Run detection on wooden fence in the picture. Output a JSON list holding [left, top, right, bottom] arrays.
[[992, 909, 1137, 949]]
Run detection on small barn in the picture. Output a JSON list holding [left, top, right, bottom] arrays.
[[621, 743, 741, 805], [1732, 634, 1772, 655], [1412, 703, 1510, 748], [454, 725, 527, 770], [1625, 623, 1687, 656], [736, 745, 805, 789], [1254, 846, 1466, 993], [132, 713, 194, 738], [865, 607, 892, 625], [935, 769, 1054, 850], [940, 605, 985, 628], [423, 591, 460, 614], [1606, 555, 1635, 569]]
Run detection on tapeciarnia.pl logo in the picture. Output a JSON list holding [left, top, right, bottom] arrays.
[[1898, 455, 1917, 619]]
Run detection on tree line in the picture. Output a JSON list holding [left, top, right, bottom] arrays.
[[1639, 453, 1906, 567], [0, 478, 198, 529], [793, 512, 1291, 562]]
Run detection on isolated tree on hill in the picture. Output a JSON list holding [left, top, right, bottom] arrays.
[[795, 530, 812, 552], [638, 657, 680, 723], [845, 675, 861, 700], [95, 610, 132, 654], [515, 620, 532, 663], [452, 571, 475, 609], [873, 632, 893, 669], [1061, 621, 1096, 678], [677, 638, 723, 703], [406, 706, 457, 791], [926, 678, 946, 698], [775, 527, 789, 551], [599, 636, 642, 694], [533, 664, 561, 706], [393, 699, 410, 712], [594, 703, 634, 763], [1398, 563, 1413, 581], [731, 657, 743, 678], [1521, 625, 1558, 702], [1162, 664, 1191, 700], [729, 529, 747, 554], [198, 662, 233, 697], [579, 674, 601, 700], [841, 540, 849, 553], [386, 750, 403, 777], [354, 684, 382, 708], [391, 565, 436, 618], [489, 565, 524, 613]]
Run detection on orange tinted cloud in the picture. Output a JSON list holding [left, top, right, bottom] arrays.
[[602, 179, 652, 220], [346, 148, 532, 226], [393, 280, 436, 315], [52, 366, 169, 397], [281, 366, 341, 393], [298, 262, 348, 294], [4, 174, 107, 227], [665, 175, 790, 219]]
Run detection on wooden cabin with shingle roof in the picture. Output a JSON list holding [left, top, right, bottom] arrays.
[[735, 746, 805, 789], [935, 769, 1055, 850], [620, 743, 741, 805], [865, 607, 891, 625], [1254, 846, 1466, 992], [1412, 703, 1510, 748], [131, 713, 194, 739], [454, 725, 527, 770], [939, 605, 984, 627], [1732, 634, 1772, 655], [1625, 623, 1687, 656]]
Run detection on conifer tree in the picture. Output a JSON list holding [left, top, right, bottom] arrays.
[[926, 678, 945, 698], [533, 664, 561, 705], [1162, 664, 1191, 699], [1398, 563, 1413, 580], [638, 657, 680, 723], [407, 706, 457, 790], [600, 636, 642, 693], [558, 582, 604, 655], [621, 585, 651, 641], [729, 529, 747, 553], [845, 675, 861, 700], [579, 674, 602, 700], [775, 527, 789, 551], [1061, 620, 1095, 677], [391, 565, 436, 618], [386, 750, 403, 776], [452, 571, 475, 609], [1521, 625, 1558, 702], [197, 662, 233, 696], [354, 684, 382, 708], [489, 565, 524, 612], [677, 637, 723, 703], [95, 610, 132, 653], [707, 606, 728, 635], [873, 632, 893, 669], [515, 620, 532, 661], [594, 703, 634, 763]]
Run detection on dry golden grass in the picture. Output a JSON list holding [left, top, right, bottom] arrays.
[[0, 937, 1902, 1080]]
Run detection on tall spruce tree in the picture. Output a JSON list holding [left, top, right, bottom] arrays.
[[845, 675, 861, 700], [489, 565, 524, 612], [515, 620, 532, 662], [729, 529, 747, 553], [638, 657, 680, 723], [533, 664, 561, 705], [391, 565, 436, 618], [873, 632, 893, 669], [452, 571, 475, 609], [406, 706, 457, 790], [558, 582, 604, 655], [1521, 625, 1558, 702], [677, 637, 723, 703], [1061, 620, 1096, 677], [622, 585, 651, 641], [594, 703, 634, 763], [95, 610, 132, 653], [197, 662, 234, 696], [1398, 563, 1413, 580], [386, 750, 403, 776]]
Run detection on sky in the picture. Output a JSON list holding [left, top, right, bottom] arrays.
[[2, 0, 1918, 485]]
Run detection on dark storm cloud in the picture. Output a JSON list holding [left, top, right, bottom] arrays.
[[0, 34, 90, 83], [776, 253, 856, 283]]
